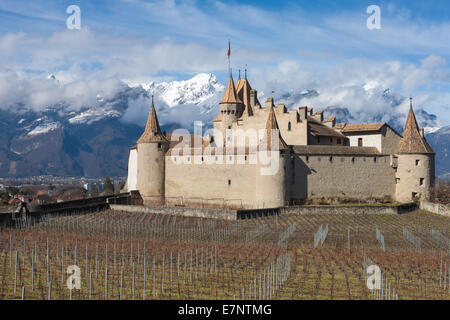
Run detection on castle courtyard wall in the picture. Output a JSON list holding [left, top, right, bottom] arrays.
[[291, 154, 396, 201], [165, 154, 258, 208]]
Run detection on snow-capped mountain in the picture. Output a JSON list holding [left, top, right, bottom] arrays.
[[0, 72, 447, 178], [129, 73, 224, 108]]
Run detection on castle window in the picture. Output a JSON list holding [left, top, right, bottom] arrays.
[[329, 156, 333, 162], [317, 137, 321, 143], [228, 179, 231, 186], [420, 178, 424, 186], [245, 156, 247, 160], [228, 126, 231, 129], [330, 138, 333, 143], [374, 157, 377, 163], [215, 156, 218, 161], [157, 143, 162, 149], [416, 159, 420, 166], [337, 138, 341, 144], [358, 138, 363, 147], [351, 157, 355, 163], [288, 122, 291, 131], [306, 156, 309, 162], [396, 178, 400, 184], [201, 157, 204, 162]]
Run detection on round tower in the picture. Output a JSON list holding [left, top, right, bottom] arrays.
[[255, 105, 291, 208], [136, 97, 169, 205], [395, 99, 435, 203]]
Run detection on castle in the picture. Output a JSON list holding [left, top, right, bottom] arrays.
[[124, 72, 435, 209]]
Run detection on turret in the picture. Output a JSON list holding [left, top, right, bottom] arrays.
[[218, 74, 243, 146], [395, 98, 435, 202], [136, 97, 169, 205], [255, 105, 291, 208]]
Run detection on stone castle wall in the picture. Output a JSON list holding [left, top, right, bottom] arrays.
[[291, 154, 396, 201]]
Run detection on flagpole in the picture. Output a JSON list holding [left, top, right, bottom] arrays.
[[228, 39, 231, 77]]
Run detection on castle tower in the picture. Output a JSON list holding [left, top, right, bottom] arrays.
[[255, 105, 291, 208], [136, 97, 169, 205], [218, 74, 243, 145], [235, 69, 254, 118], [395, 98, 435, 202]]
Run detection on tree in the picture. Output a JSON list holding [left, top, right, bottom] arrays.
[[2, 191, 9, 205], [103, 176, 114, 195], [90, 185, 99, 198]]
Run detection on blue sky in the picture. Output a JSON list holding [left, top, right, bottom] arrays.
[[0, 0, 449, 125]]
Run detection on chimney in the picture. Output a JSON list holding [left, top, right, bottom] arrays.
[[298, 106, 307, 121], [250, 89, 257, 108], [265, 97, 274, 109], [420, 128, 424, 137]]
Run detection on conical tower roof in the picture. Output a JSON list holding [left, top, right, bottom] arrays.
[[395, 99, 434, 154], [236, 77, 254, 116], [220, 75, 242, 104], [137, 97, 169, 144], [259, 106, 288, 151]]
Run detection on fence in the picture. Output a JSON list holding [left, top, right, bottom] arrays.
[[240, 251, 291, 300], [402, 228, 421, 252], [376, 227, 385, 251], [439, 260, 450, 293], [431, 228, 449, 254], [278, 225, 296, 248], [245, 224, 268, 245]]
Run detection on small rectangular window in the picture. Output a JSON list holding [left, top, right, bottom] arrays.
[[337, 138, 341, 144], [157, 143, 162, 149], [374, 157, 377, 163], [419, 178, 424, 185], [306, 156, 309, 162], [358, 138, 363, 147], [329, 138, 333, 143], [352, 157, 355, 163], [416, 160, 420, 166], [317, 137, 321, 143], [228, 179, 231, 186], [396, 178, 400, 184], [329, 156, 333, 162]]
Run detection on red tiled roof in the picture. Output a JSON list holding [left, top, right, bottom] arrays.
[[395, 103, 434, 154]]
